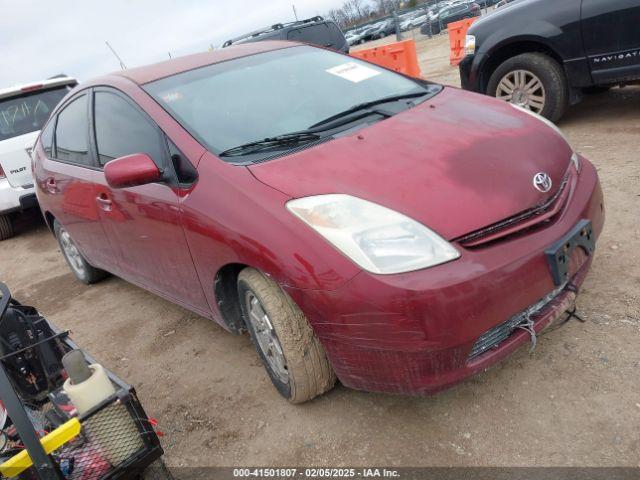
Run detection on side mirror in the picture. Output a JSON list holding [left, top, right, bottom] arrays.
[[104, 153, 162, 189]]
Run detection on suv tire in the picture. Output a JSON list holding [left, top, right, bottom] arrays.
[[487, 52, 568, 122], [54, 220, 108, 284], [0, 215, 13, 241], [238, 267, 336, 403]]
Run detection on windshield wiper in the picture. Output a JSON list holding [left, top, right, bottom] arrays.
[[219, 132, 321, 157], [308, 91, 430, 130], [219, 91, 430, 158]]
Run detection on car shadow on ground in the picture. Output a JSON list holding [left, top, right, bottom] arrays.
[[560, 86, 640, 129], [10, 208, 47, 237]]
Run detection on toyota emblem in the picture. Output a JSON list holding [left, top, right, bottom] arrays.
[[533, 172, 553, 193]]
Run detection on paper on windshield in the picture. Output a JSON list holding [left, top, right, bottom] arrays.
[[326, 62, 381, 83]]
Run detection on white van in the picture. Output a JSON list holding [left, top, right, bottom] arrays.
[[0, 76, 77, 240]]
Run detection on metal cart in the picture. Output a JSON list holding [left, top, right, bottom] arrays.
[[0, 282, 167, 479]]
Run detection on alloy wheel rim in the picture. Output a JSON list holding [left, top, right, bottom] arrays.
[[60, 229, 86, 277], [496, 69, 546, 114], [245, 292, 289, 384]]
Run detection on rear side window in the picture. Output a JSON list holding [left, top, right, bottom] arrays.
[[54, 95, 91, 166], [40, 121, 55, 157], [93, 91, 165, 168]]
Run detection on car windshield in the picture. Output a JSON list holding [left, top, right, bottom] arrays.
[[145, 46, 440, 160], [0, 86, 71, 141]]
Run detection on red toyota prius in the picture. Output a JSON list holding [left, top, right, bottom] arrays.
[[33, 41, 604, 402]]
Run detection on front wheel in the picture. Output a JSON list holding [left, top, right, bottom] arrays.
[[0, 214, 14, 241], [487, 52, 568, 122], [238, 268, 336, 403], [54, 220, 108, 284]]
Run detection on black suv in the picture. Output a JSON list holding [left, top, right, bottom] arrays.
[[223, 16, 349, 54], [459, 0, 640, 121]]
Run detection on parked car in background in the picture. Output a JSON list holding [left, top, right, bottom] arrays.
[[33, 42, 603, 403], [460, 0, 640, 121], [357, 24, 381, 43], [0, 76, 77, 240], [223, 16, 349, 53], [345, 30, 362, 46], [421, 2, 481, 35], [369, 19, 396, 40]]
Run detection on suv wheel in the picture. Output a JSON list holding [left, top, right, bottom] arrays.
[[54, 220, 108, 284], [487, 52, 568, 122], [237, 268, 336, 403], [0, 215, 14, 241]]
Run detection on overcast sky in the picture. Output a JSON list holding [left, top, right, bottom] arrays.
[[1, 0, 345, 86]]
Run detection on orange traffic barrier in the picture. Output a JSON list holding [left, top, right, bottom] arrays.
[[350, 39, 422, 78], [447, 18, 477, 66]]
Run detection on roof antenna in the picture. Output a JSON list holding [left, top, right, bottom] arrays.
[[105, 41, 127, 70]]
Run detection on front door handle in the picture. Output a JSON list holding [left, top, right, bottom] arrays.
[[96, 194, 113, 211]]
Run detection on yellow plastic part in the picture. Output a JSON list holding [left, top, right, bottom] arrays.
[[0, 417, 81, 477]]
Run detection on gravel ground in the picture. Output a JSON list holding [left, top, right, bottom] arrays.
[[1, 31, 639, 468]]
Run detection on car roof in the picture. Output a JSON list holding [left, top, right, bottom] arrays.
[[222, 16, 335, 47], [0, 76, 77, 100], [91, 41, 296, 86]]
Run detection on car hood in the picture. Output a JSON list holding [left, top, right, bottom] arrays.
[[248, 87, 572, 240]]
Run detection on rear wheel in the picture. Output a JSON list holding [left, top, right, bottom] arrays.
[[54, 220, 108, 284], [0, 215, 13, 241], [238, 268, 336, 403], [487, 52, 568, 122]]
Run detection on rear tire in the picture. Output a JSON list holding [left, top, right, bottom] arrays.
[[487, 52, 568, 122], [0, 215, 13, 241], [54, 220, 108, 284], [238, 268, 336, 403]]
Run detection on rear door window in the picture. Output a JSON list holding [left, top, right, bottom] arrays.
[[0, 86, 72, 141], [93, 91, 165, 168], [54, 95, 92, 166]]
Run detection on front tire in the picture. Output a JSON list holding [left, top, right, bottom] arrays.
[[0, 214, 13, 241], [238, 268, 336, 403], [487, 52, 568, 122], [54, 220, 108, 284]]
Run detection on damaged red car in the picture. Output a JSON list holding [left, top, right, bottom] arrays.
[[33, 42, 604, 402]]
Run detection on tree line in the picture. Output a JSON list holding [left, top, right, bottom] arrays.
[[326, 0, 427, 29]]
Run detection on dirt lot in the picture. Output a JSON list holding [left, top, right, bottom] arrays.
[[1, 31, 639, 468]]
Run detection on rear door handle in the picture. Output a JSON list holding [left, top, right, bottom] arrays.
[[45, 178, 58, 194], [96, 194, 113, 211]]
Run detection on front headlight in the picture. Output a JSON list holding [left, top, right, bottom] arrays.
[[287, 194, 460, 275], [465, 35, 476, 56], [510, 104, 581, 172]]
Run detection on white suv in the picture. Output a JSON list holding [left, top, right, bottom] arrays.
[[0, 76, 77, 240]]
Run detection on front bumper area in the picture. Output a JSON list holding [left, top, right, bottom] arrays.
[[0, 178, 37, 214], [285, 159, 605, 395]]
